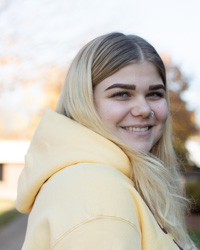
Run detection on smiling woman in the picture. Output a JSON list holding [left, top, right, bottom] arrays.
[[16, 32, 197, 249]]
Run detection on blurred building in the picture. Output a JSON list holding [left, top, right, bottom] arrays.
[[0, 141, 29, 200]]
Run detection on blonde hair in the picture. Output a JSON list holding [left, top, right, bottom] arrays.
[[56, 32, 196, 249]]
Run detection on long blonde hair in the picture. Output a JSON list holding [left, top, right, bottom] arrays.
[[56, 32, 196, 249]]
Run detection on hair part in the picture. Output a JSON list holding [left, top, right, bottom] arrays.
[[55, 32, 196, 249]]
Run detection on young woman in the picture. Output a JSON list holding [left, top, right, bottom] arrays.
[[16, 32, 196, 249]]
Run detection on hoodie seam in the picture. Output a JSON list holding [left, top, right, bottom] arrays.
[[52, 215, 140, 249]]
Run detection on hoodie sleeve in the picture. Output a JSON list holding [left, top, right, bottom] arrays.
[[53, 216, 141, 249]]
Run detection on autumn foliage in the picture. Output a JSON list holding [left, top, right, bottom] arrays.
[[163, 58, 198, 165]]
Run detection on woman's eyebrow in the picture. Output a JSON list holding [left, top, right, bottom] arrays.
[[105, 83, 136, 91], [149, 84, 166, 90]]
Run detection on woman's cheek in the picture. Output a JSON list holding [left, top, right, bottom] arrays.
[[155, 101, 169, 122]]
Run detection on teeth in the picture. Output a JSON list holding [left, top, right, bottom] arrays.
[[125, 127, 149, 132]]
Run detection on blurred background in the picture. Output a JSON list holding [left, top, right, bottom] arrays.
[[0, 0, 200, 248]]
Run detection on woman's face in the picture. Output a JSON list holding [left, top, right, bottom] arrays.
[[94, 61, 168, 152]]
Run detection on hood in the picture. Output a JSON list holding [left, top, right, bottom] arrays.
[[16, 109, 132, 213]]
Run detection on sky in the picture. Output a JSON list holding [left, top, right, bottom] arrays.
[[1, 0, 200, 124]]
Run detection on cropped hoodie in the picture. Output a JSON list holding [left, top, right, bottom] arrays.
[[16, 109, 182, 250]]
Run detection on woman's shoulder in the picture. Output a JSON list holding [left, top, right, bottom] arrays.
[[35, 162, 141, 221], [27, 163, 141, 244], [45, 162, 136, 202], [51, 162, 135, 198]]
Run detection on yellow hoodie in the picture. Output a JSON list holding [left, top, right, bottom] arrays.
[[16, 109, 183, 249]]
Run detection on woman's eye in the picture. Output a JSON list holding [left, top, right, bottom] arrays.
[[148, 92, 164, 98], [111, 91, 130, 98]]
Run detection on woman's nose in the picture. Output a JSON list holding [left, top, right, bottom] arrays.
[[130, 98, 151, 118]]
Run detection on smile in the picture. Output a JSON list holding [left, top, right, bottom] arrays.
[[123, 126, 149, 132]]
